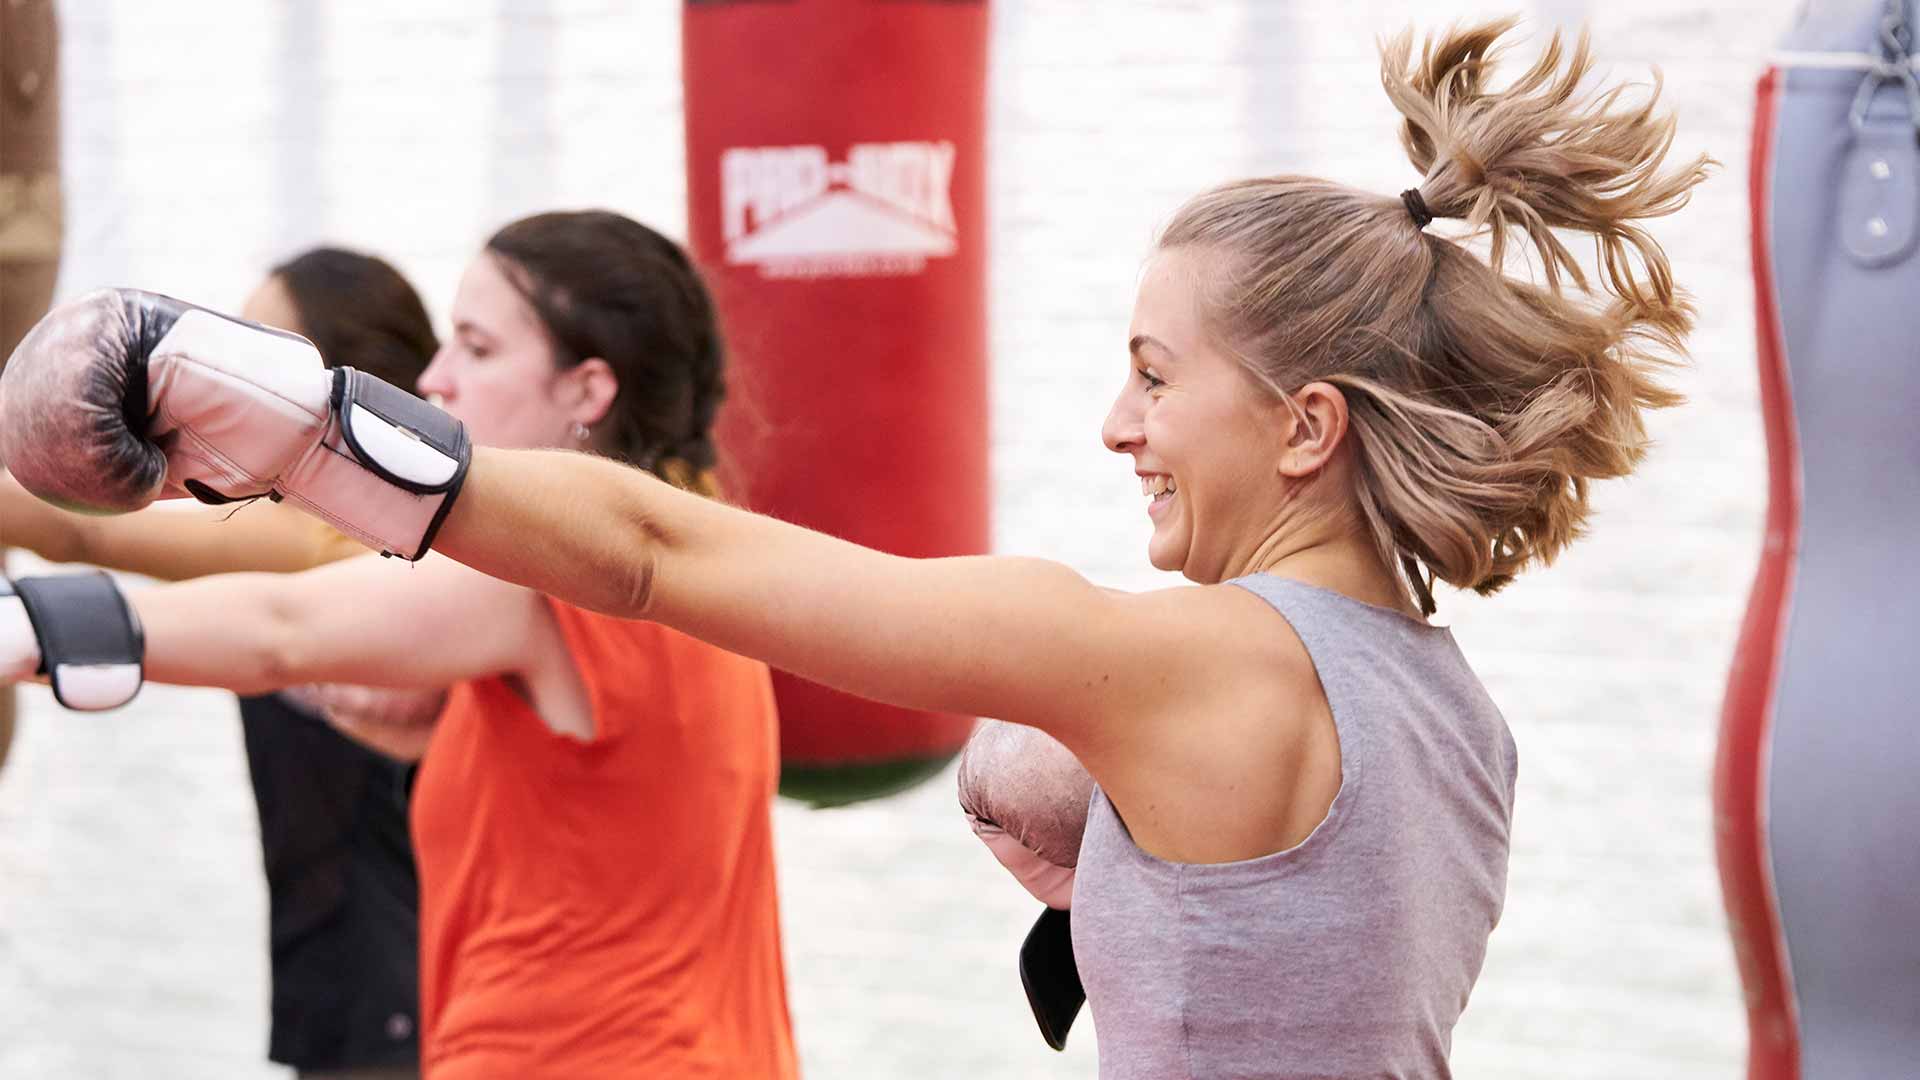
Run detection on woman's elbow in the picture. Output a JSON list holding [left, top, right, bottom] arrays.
[[604, 500, 668, 619], [28, 515, 88, 567], [246, 596, 319, 693]]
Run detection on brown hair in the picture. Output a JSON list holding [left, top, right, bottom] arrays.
[[273, 247, 438, 389], [1158, 18, 1711, 614], [485, 210, 725, 497]]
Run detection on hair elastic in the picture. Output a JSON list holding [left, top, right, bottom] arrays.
[[1400, 188, 1435, 230]]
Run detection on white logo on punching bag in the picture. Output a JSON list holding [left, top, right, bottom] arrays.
[[721, 141, 958, 279]]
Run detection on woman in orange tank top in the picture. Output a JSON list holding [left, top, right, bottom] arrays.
[[2, 211, 797, 1079]]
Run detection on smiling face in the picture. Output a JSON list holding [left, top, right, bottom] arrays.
[[413, 252, 614, 451], [1102, 248, 1295, 582]]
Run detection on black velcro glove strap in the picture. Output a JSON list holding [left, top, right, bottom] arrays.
[[4, 573, 146, 711], [334, 367, 471, 496], [333, 367, 471, 558], [1018, 906, 1085, 1051]]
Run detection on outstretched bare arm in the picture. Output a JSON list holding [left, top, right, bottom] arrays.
[[1, 470, 344, 580], [433, 448, 1233, 754]]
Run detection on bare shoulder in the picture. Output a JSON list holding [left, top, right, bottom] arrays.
[[1105, 579, 1318, 686], [1087, 581, 1340, 862], [1070, 579, 1327, 758]]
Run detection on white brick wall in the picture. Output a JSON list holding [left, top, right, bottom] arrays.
[[0, 1, 1785, 1075]]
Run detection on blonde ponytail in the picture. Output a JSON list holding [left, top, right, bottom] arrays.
[[1384, 18, 1706, 319]]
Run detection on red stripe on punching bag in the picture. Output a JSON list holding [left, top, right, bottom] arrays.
[[1713, 65, 1802, 1080], [682, 0, 990, 805]]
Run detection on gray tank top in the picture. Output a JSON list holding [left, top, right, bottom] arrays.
[[1073, 574, 1518, 1079]]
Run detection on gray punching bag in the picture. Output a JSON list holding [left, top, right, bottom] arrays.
[[1716, 3, 1920, 1077]]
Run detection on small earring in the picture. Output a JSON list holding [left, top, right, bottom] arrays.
[[571, 421, 591, 443]]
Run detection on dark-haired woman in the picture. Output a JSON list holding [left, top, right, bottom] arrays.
[[0, 246, 435, 1079], [0, 214, 795, 1079]]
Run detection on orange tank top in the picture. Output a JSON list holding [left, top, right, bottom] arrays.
[[410, 600, 797, 1079]]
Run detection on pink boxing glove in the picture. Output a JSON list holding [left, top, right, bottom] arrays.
[[285, 683, 448, 762], [0, 289, 468, 561], [957, 720, 1095, 910]]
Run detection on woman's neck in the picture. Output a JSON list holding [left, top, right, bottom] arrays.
[[1233, 509, 1423, 621]]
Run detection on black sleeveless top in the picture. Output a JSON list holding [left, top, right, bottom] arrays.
[[238, 692, 420, 1070]]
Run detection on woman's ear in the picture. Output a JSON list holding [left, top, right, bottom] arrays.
[[1278, 381, 1349, 478], [565, 357, 620, 428]]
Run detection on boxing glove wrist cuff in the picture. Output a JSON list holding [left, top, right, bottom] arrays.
[[281, 368, 471, 561], [1, 572, 144, 711], [967, 811, 1078, 910]]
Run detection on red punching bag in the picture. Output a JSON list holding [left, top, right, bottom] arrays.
[[682, 0, 990, 806]]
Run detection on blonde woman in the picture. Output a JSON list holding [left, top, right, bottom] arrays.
[[5, 22, 1707, 1077]]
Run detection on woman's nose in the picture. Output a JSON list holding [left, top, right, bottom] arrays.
[[414, 347, 454, 398], [1102, 390, 1143, 454]]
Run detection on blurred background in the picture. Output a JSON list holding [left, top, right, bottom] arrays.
[[0, 0, 1785, 1076]]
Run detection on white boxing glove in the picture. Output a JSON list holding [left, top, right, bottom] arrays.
[[0, 590, 38, 687]]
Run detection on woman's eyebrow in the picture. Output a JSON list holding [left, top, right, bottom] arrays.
[[1129, 334, 1173, 361]]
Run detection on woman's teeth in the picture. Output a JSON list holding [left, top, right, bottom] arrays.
[[1141, 475, 1176, 498]]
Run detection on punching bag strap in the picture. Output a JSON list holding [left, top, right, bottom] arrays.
[[1848, 0, 1920, 140]]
